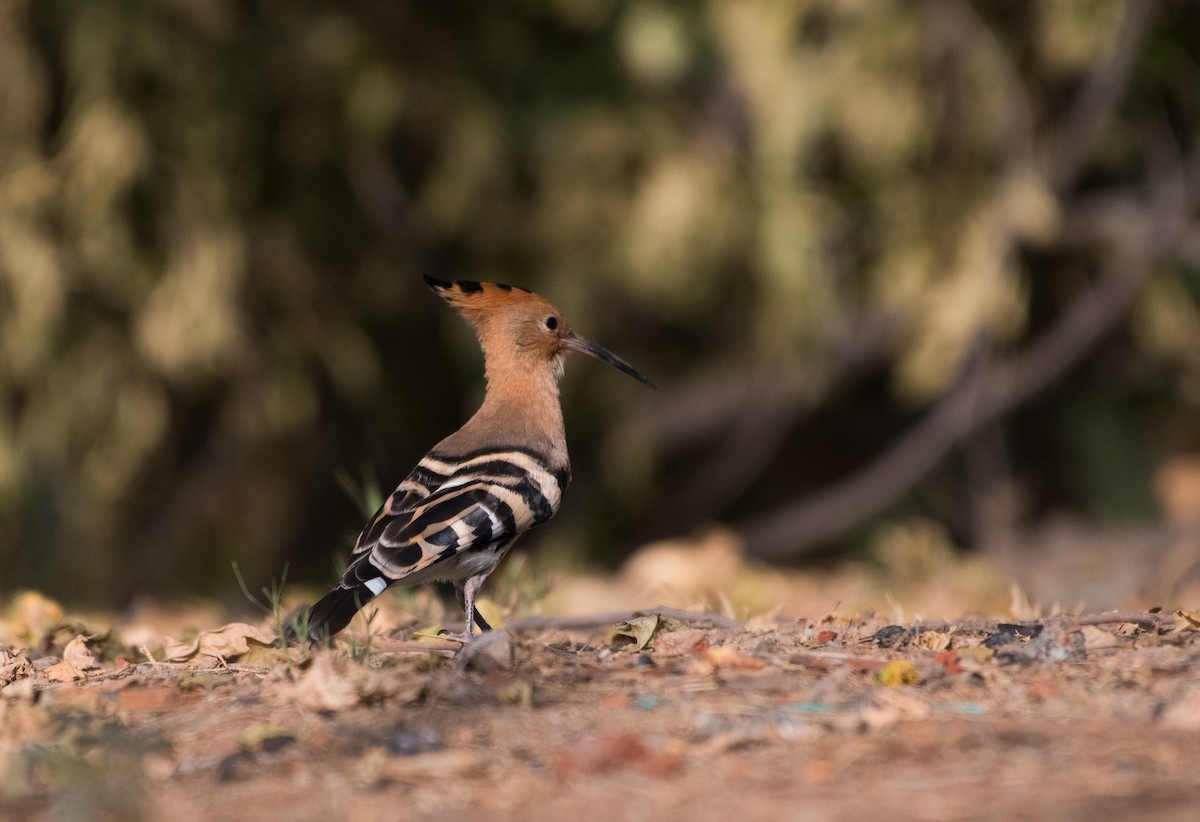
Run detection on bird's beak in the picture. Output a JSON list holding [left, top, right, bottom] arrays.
[[562, 333, 656, 389]]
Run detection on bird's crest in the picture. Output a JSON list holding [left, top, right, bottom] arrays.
[[424, 275, 550, 319], [423, 273, 656, 389]]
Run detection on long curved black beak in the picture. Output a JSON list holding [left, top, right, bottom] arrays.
[[562, 332, 656, 389]]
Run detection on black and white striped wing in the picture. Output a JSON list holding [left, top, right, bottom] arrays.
[[305, 447, 566, 641], [355, 447, 566, 582], [346, 460, 446, 556]]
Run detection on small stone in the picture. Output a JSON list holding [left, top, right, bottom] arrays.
[[981, 632, 1020, 650], [383, 725, 443, 757], [872, 625, 913, 647], [461, 629, 514, 671]]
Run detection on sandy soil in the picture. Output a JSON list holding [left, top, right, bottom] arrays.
[[4, 602, 1200, 822]]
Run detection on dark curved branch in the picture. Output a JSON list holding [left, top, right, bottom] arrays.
[[622, 306, 900, 532], [1045, 1, 1159, 194], [739, 147, 1200, 561]]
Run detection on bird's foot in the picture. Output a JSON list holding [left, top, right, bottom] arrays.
[[436, 626, 474, 645]]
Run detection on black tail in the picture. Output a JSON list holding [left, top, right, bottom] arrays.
[[295, 584, 375, 645]]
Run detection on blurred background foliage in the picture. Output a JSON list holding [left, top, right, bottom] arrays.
[[1, 0, 1199, 608]]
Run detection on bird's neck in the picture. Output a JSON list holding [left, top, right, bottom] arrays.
[[446, 351, 568, 465]]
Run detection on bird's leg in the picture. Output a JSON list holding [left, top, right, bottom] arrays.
[[455, 574, 489, 643], [473, 608, 493, 633], [454, 577, 494, 635]]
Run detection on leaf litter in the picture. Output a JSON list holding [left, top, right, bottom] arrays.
[[2, 594, 1200, 819]]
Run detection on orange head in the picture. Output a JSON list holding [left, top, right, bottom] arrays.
[[424, 275, 655, 389]]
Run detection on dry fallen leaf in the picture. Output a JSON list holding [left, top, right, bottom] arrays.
[[162, 622, 276, 663], [63, 635, 99, 671], [607, 614, 691, 652], [0, 648, 33, 687], [1078, 625, 1122, 652], [36, 636, 100, 683], [285, 650, 422, 712], [1115, 622, 1141, 638], [41, 659, 83, 682], [0, 675, 34, 702], [607, 615, 661, 651], [291, 652, 369, 711], [1172, 609, 1200, 634], [914, 630, 952, 652]]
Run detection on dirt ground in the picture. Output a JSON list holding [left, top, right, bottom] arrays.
[[4, 588, 1200, 822]]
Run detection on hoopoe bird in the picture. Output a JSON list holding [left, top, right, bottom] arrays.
[[301, 275, 654, 644]]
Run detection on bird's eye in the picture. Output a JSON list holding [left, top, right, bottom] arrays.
[[544, 316, 558, 331]]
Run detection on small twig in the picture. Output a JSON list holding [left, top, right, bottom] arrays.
[[76, 666, 139, 683], [1072, 612, 1173, 629], [371, 637, 463, 654], [506, 605, 741, 633], [210, 664, 275, 674]]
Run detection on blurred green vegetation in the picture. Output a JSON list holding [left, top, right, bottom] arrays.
[[1, 1, 1198, 606]]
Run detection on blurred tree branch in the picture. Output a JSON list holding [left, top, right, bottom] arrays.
[[740, 132, 1200, 560], [1044, 1, 1158, 194], [3, 2, 1200, 600], [722, 1, 1200, 561], [639, 313, 898, 524], [661, 1, 1174, 554]]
